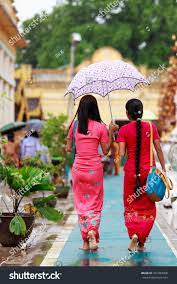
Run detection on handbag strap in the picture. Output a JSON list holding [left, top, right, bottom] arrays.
[[149, 122, 153, 172], [156, 168, 173, 198], [71, 120, 78, 162], [72, 120, 78, 149], [73, 120, 78, 138]]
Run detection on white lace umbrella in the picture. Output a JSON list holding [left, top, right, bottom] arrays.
[[65, 60, 149, 118]]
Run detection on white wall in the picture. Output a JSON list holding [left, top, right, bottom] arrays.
[[0, 41, 15, 127]]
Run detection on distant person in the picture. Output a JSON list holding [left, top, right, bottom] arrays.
[[39, 144, 50, 163], [3, 132, 20, 167], [20, 130, 49, 162]]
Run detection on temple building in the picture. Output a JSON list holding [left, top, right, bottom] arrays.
[[0, 0, 26, 126], [15, 47, 163, 125]]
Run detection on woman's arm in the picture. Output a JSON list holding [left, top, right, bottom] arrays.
[[119, 142, 126, 158], [15, 142, 20, 157], [100, 130, 113, 155], [154, 140, 166, 172], [100, 122, 118, 155]]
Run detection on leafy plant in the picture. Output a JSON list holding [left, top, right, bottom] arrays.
[[4, 166, 54, 198], [0, 163, 7, 181], [41, 114, 68, 175], [22, 155, 58, 176], [0, 164, 63, 236], [9, 216, 27, 236], [33, 195, 57, 207], [41, 114, 67, 157], [33, 195, 63, 222], [37, 207, 63, 222]]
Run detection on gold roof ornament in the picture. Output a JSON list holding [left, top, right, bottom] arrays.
[[76, 47, 123, 72], [91, 47, 123, 63]]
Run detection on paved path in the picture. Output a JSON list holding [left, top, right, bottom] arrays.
[[57, 173, 177, 266]]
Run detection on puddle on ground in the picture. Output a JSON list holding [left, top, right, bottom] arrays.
[[46, 234, 57, 241], [28, 255, 45, 266], [67, 251, 152, 267]]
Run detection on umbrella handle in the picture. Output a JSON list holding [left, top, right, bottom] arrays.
[[107, 93, 113, 121], [107, 93, 116, 141]]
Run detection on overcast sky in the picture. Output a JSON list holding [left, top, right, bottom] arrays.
[[14, 0, 61, 23]]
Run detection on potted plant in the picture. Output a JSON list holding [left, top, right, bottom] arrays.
[[22, 155, 57, 206], [0, 164, 63, 247], [22, 155, 70, 202], [41, 114, 68, 170], [41, 114, 71, 198]]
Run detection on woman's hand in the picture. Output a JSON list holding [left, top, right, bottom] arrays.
[[100, 122, 118, 155], [109, 122, 119, 133]]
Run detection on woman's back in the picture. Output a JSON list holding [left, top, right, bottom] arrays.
[[21, 136, 41, 158], [117, 121, 160, 173], [68, 119, 108, 169]]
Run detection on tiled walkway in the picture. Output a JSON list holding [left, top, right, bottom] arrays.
[[57, 173, 177, 266]]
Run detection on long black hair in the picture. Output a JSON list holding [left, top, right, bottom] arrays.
[[71, 95, 102, 135], [7, 132, 14, 142], [25, 130, 39, 139], [126, 99, 143, 194]]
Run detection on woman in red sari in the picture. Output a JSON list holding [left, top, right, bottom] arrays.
[[117, 99, 166, 252]]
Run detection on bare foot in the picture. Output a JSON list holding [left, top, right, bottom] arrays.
[[138, 243, 145, 252], [87, 230, 98, 250], [128, 234, 138, 252], [80, 241, 89, 251]]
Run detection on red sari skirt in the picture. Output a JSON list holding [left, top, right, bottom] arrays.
[[124, 169, 156, 245]]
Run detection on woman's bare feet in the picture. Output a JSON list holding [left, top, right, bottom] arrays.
[[128, 234, 138, 252], [80, 241, 89, 251], [87, 230, 98, 250], [138, 243, 145, 252]]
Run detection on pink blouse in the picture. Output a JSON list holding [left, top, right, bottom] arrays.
[[68, 119, 108, 169]]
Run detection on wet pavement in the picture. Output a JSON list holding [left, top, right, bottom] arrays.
[[1, 172, 177, 267], [57, 174, 177, 266]]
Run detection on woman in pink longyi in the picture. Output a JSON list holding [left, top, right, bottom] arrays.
[[66, 95, 117, 251]]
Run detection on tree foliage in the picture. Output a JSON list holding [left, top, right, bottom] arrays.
[[40, 114, 68, 158], [159, 35, 177, 134], [17, 0, 177, 68]]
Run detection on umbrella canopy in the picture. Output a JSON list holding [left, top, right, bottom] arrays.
[[0, 122, 26, 134], [65, 60, 149, 100], [25, 119, 44, 132]]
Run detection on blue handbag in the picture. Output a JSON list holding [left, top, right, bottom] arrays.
[[146, 122, 173, 202]]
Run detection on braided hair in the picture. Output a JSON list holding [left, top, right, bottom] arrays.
[[126, 99, 143, 194]]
